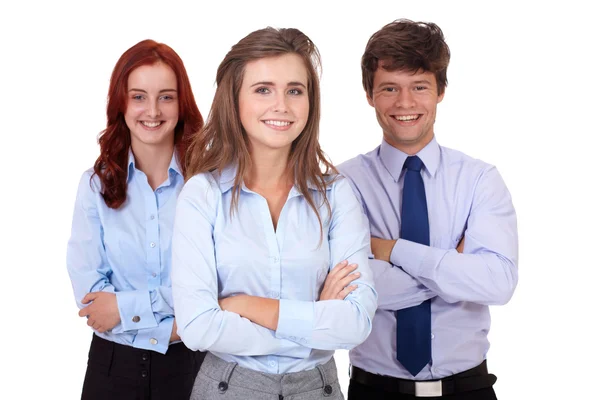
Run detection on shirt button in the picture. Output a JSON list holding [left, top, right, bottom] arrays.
[[132, 316, 140, 323], [269, 361, 276, 367], [157, 188, 163, 194], [150, 214, 155, 220], [218, 382, 228, 392], [431, 333, 435, 339], [290, 336, 297, 341], [150, 242, 156, 248], [152, 272, 157, 278], [141, 352, 149, 361], [149, 338, 158, 345], [273, 257, 279, 263], [141, 370, 148, 378], [272, 292, 280, 298], [323, 385, 333, 395]]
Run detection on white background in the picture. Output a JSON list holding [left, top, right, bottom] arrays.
[[2, 0, 599, 398]]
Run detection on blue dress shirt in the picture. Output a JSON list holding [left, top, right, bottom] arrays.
[[171, 165, 378, 373], [337, 137, 518, 380], [67, 150, 183, 354]]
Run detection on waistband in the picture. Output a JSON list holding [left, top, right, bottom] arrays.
[[350, 360, 497, 397], [200, 352, 339, 397]]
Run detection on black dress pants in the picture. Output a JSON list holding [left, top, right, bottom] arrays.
[[81, 334, 205, 400]]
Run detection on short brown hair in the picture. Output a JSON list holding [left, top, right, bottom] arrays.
[[362, 19, 450, 97]]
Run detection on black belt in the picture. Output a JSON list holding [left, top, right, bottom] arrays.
[[350, 360, 497, 397]]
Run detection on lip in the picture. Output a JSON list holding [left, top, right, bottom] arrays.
[[139, 121, 164, 131], [261, 119, 294, 131], [391, 114, 422, 126]]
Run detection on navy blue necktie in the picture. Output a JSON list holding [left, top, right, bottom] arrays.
[[396, 155, 431, 376]]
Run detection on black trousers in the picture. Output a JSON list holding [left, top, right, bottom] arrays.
[[348, 379, 497, 400], [81, 334, 205, 400]]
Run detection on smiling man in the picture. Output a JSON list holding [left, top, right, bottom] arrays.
[[337, 19, 519, 399]]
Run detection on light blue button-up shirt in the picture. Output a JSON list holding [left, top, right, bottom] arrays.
[[338, 138, 518, 380], [171, 166, 378, 373], [67, 150, 183, 354]]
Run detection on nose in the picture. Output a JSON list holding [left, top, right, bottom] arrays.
[[147, 99, 161, 118], [394, 89, 416, 108], [272, 92, 289, 113]]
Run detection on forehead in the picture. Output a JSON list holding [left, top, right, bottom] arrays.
[[373, 65, 437, 86], [242, 53, 308, 85], [128, 62, 177, 89]]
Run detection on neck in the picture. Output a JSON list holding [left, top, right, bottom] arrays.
[[245, 147, 292, 191], [131, 141, 175, 190]]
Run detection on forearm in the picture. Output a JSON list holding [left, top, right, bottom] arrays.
[[392, 238, 518, 305], [369, 258, 437, 310], [220, 295, 279, 330], [276, 283, 377, 351]]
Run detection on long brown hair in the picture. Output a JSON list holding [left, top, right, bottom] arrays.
[[94, 39, 203, 209], [362, 19, 451, 97], [186, 27, 336, 234]]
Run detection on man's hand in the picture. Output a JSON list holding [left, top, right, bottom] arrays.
[[456, 236, 465, 253], [319, 260, 360, 301], [371, 237, 396, 263], [79, 292, 121, 333], [170, 319, 180, 342]]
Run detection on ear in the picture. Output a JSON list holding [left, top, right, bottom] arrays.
[[366, 92, 374, 107], [437, 90, 445, 104]]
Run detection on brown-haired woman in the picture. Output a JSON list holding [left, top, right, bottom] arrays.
[[66, 39, 205, 399], [171, 27, 377, 399]]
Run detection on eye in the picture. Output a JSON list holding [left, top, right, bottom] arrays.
[[132, 94, 145, 101], [383, 87, 397, 92], [288, 88, 303, 95], [159, 95, 175, 101], [414, 86, 427, 91], [255, 87, 270, 94]]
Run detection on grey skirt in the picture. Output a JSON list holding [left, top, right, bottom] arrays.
[[191, 352, 344, 399]]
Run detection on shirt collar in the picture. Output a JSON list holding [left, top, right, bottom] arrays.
[[379, 136, 441, 181], [216, 164, 333, 194], [126, 148, 182, 183]]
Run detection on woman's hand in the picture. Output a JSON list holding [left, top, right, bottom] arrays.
[[78, 292, 121, 333], [319, 260, 360, 301]]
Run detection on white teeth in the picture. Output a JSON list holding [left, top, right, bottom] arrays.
[[394, 115, 419, 121], [141, 121, 161, 128], [264, 120, 291, 127]]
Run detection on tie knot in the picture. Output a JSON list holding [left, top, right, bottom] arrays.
[[404, 156, 424, 172]]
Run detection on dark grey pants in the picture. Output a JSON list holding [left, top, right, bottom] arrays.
[[191, 352, 344, 399]]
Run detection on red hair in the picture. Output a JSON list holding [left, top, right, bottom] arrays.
[[93, 39, 203, 208]]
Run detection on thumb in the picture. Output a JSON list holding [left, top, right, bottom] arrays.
[[81, 292, 98, 304]]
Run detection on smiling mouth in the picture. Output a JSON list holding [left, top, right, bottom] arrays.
[[393, 114, 421, 122], [140, 121, 163, 129], [262, 119, 294, 131], [263, 120, 292, 127]]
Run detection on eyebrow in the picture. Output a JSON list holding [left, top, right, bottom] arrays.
[[250, 81, 307, 89], [128, 88, 177, 93], [377, 80, 433, 88]]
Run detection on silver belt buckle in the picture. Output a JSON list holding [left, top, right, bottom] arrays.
[[415, 380, 442, 397]]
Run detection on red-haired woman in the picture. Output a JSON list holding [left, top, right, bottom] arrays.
[[67, 39, 205, 400]]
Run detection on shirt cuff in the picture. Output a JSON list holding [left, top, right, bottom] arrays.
[[275, 299, 314, 343], [132, 317, 172, 354], [117, 290, 158, 331], [391, 239, 447, 278]]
